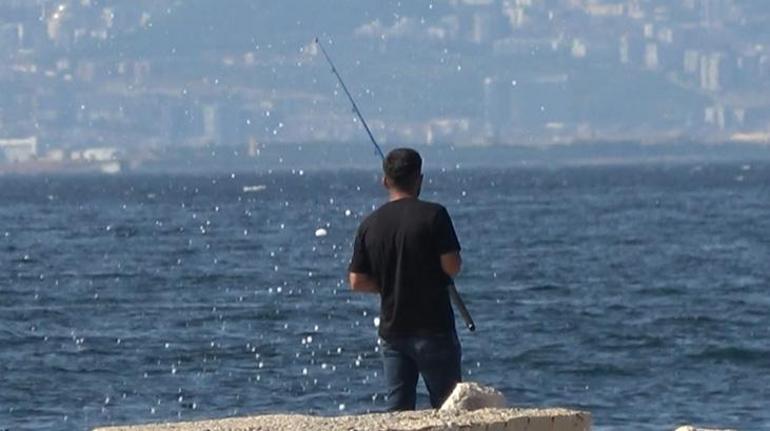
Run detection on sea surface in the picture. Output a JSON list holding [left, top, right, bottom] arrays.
[[1, 163, 769, 430]]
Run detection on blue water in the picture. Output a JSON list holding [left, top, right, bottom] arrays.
[[2, 163, 769, 431]]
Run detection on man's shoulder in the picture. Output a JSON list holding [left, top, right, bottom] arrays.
[[417, 199, 446, 211], [361, 199, 447, 227], [412, 199, 449, 218]]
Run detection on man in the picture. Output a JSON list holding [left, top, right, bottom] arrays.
[[348, 147, 463, 411]]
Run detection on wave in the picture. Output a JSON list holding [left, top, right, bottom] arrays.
[[687, 346, 770, 367]]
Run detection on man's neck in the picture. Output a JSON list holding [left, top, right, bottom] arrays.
[[389, 190, 417, 202]]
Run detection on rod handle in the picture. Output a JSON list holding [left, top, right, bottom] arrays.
[[448, 283, 475, 332]]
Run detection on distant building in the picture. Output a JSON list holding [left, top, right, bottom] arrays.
[[619, 35, 630, 64], [700, 0, 736, 28], [683, 50, 700, 74], [643, 23, 654, 39], [483, 73, 523, 141], [645, 43, 659, 69], [502, 4, 526, 30], [657, 27, 674, 44], [704, 104, 726, 130], [627, 0, 645, 20], [80, 147, 118, 162], [571, 39, 587, 59], [0, 22, 23, 52], [585, 3, 624, 17], [202, 104, 219, 144], [0, 137, 38, 163], [700, 53, 721, 92]]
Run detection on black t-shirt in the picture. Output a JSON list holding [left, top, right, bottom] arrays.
[[349, 197, 461, 339]]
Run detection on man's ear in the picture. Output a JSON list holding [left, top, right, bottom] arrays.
[[382, 176, 389, 190]]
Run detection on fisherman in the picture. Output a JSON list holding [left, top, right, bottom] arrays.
[[348, 148, 463, 411]]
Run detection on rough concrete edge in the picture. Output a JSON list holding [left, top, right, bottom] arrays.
[[93, 407, 591, 431]]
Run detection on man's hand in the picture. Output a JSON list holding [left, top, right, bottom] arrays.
[[348, 272, 380, 294], [440, 252, 462, 278]]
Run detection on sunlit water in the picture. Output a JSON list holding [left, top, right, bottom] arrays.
[[2, 164, 769, 430]]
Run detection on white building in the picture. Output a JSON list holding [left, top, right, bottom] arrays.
[[645, 43, 659, 70], [0, 137, 38, 163], [699, 53, 721, 92]]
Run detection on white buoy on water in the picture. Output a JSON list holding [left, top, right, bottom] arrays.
[[315, 228, 328, 237]]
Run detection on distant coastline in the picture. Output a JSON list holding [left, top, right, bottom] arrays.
[[2, 140, 770, 176], [125, 140, 770, 174]]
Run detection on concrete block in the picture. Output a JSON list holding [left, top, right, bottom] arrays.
[[93, 407, 591, 431], [441, 382, 507, 411], [675, 427, 738, 431]]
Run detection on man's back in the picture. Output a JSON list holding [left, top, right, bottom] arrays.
[[347, 147, 463, 411], [351, 197, 461, 338]]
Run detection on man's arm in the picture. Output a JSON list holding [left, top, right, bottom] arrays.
[[434, 206, 462, 278], [440, 251, 462, 278], [348, 272, 380, 294]]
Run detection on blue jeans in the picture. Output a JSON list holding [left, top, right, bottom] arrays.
[[380, 333, 462, 411]]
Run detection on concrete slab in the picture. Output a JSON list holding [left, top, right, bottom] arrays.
[[675, 427, 738, 431], [93, 407, 591, 431]]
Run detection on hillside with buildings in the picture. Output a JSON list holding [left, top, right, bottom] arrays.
[[1, 0, 770, 171]]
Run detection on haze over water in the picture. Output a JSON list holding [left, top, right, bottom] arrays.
[[2, 163, 769, 430]]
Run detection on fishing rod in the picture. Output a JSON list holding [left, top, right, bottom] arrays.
[[315, 38, 384, 160], [315, 38, 476, 332]]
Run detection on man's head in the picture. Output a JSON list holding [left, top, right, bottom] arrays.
[[383, 148, 423, 196]]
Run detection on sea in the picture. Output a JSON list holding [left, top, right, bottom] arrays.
[[1, 162, 769, 431]]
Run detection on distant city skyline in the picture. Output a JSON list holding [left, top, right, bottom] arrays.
[[1, 0, 770, 171]]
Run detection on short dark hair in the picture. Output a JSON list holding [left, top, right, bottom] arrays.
[[383, 148, 422, 190]]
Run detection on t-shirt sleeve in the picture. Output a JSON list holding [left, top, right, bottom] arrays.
[[348, 225, 371, 274], [433, 206, 461, 255]]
